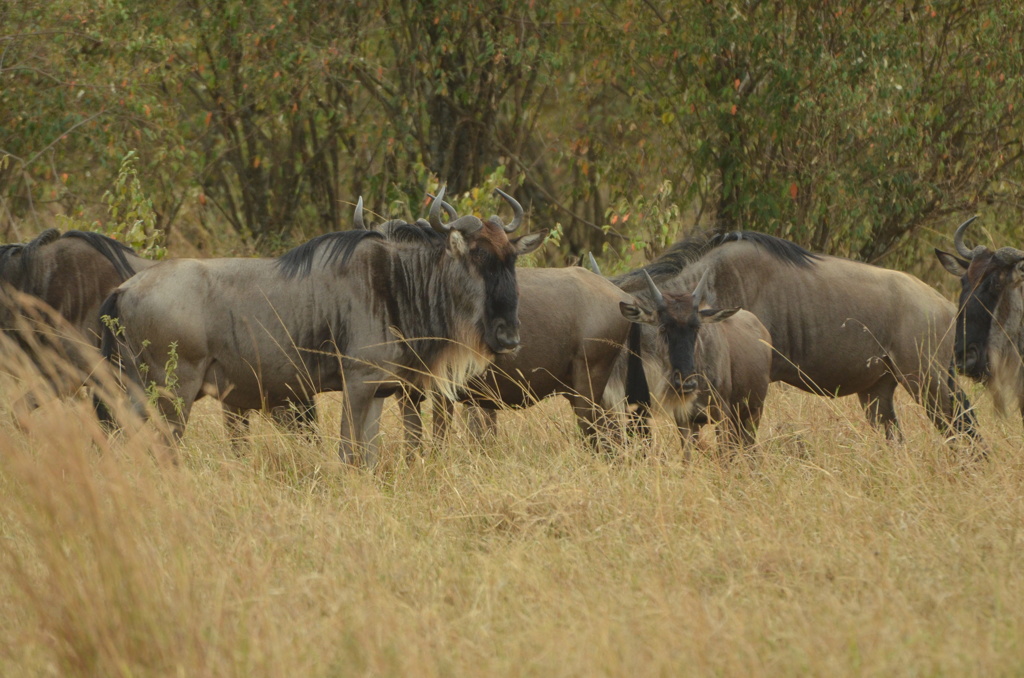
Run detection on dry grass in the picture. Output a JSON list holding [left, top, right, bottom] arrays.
[[1, 353, 1023, 677]]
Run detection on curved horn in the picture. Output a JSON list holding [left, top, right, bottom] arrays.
[[493, 188, 524, 233], [691, 269, 711, 308], [953, 215, 979, 259], [429, 186, 449, 233], [642, 270, 666, 312], [586, 252, 602, 275], [353, 196, 365, 230], [426, 192, 459, 221]]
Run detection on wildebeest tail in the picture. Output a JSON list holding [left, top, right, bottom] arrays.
[[93, 290, 124, 427], [624, 322, 651, 438]]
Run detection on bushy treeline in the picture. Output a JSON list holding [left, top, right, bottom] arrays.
[[2, 0, 1023, 268]]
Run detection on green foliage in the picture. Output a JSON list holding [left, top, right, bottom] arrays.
[[4, 0, 1024, 270], [604, 180, 682, 263], [145, 341, 184, 418], [586, 0, 1024, 265], [100, 314, 126, 338], [102, 152, 167, 259]]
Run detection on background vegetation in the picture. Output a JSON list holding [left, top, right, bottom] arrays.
[[4, 0, 1024, 274]]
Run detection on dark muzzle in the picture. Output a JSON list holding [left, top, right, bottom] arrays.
[[670, 371, 700, 395], [956, 344, 987, 380], [490, 318, 521, 353]]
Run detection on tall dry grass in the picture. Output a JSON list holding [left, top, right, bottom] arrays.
[[0, 341, 1023, 677]]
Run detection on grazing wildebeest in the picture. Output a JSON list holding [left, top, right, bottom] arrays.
[[96, 189, 547, 465], [613, 230, 977, 443], [936, 216, 1024, 421], [618, 270, 771, 454]]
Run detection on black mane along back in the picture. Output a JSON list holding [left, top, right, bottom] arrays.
[[0, 229, 62, 285], [62, 230, 141, 279], [277, 230, 385, 278], [614, 229, 820, 288]]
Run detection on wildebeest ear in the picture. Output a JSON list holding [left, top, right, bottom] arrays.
[[699, 307, 740, 323], [447, 229, 470, 258], [512, 230, 549, 256], [1014, 260, 1024, 281], [619, 300, 656, 324], [935, 249, 969, 277]]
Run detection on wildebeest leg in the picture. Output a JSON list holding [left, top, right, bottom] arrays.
[[908, 366, 981, 447], [432, 395, 455, 444], [269, 398, 319, 438], [398, 388, 427, 461], [566, 393, 615, 455], [729, 399, 761, 449], [339, 381, 383, 467], [153, 365, 203, 442], [857, 375, 901, 441], [674, 415, 700, 463], [571, 361, 623, 454], [467, 406, 498, 439], [222, 404, 250, 442]]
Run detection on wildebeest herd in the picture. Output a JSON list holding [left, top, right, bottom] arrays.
[[1, 189, 1020, 464]]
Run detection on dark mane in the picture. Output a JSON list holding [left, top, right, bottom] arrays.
[[62, 230, 140, 280], [0, 229, 144, 285], [712, 231, 820, 267], [372, 219, 446, 244], [277, 230, 385, 278], [0, 229, 62, 284], [613, 229, 820, 287]]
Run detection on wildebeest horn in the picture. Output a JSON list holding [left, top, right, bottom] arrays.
[[429, 186, 449, 233], [586, 252, 602, 275], [492, 188, 524, 233], [642, 270, 666, 312], [426, 192, 459, 221], [353, 196, 365, 230], [692, 269, 711, 308], [953, 215, 979, 259]]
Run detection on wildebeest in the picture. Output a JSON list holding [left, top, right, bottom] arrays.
[[0, 229, 156, 415], [96, 189, 547, 465], [409, 265, 642, 452], [936, 216, 1024, 420], [0, 228, 304, 434], [363, 198, 643, 454], [0, 229, 150, 344], [613, 230, 977, 443], [618, 270, 771, 453]]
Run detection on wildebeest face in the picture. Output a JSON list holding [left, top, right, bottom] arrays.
[[460, 224, 548, 356], [619, 271, 738, 397], [427, 186, 546, 354], [937, 247, 1022, 381], [449, 220, 546, 354]]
